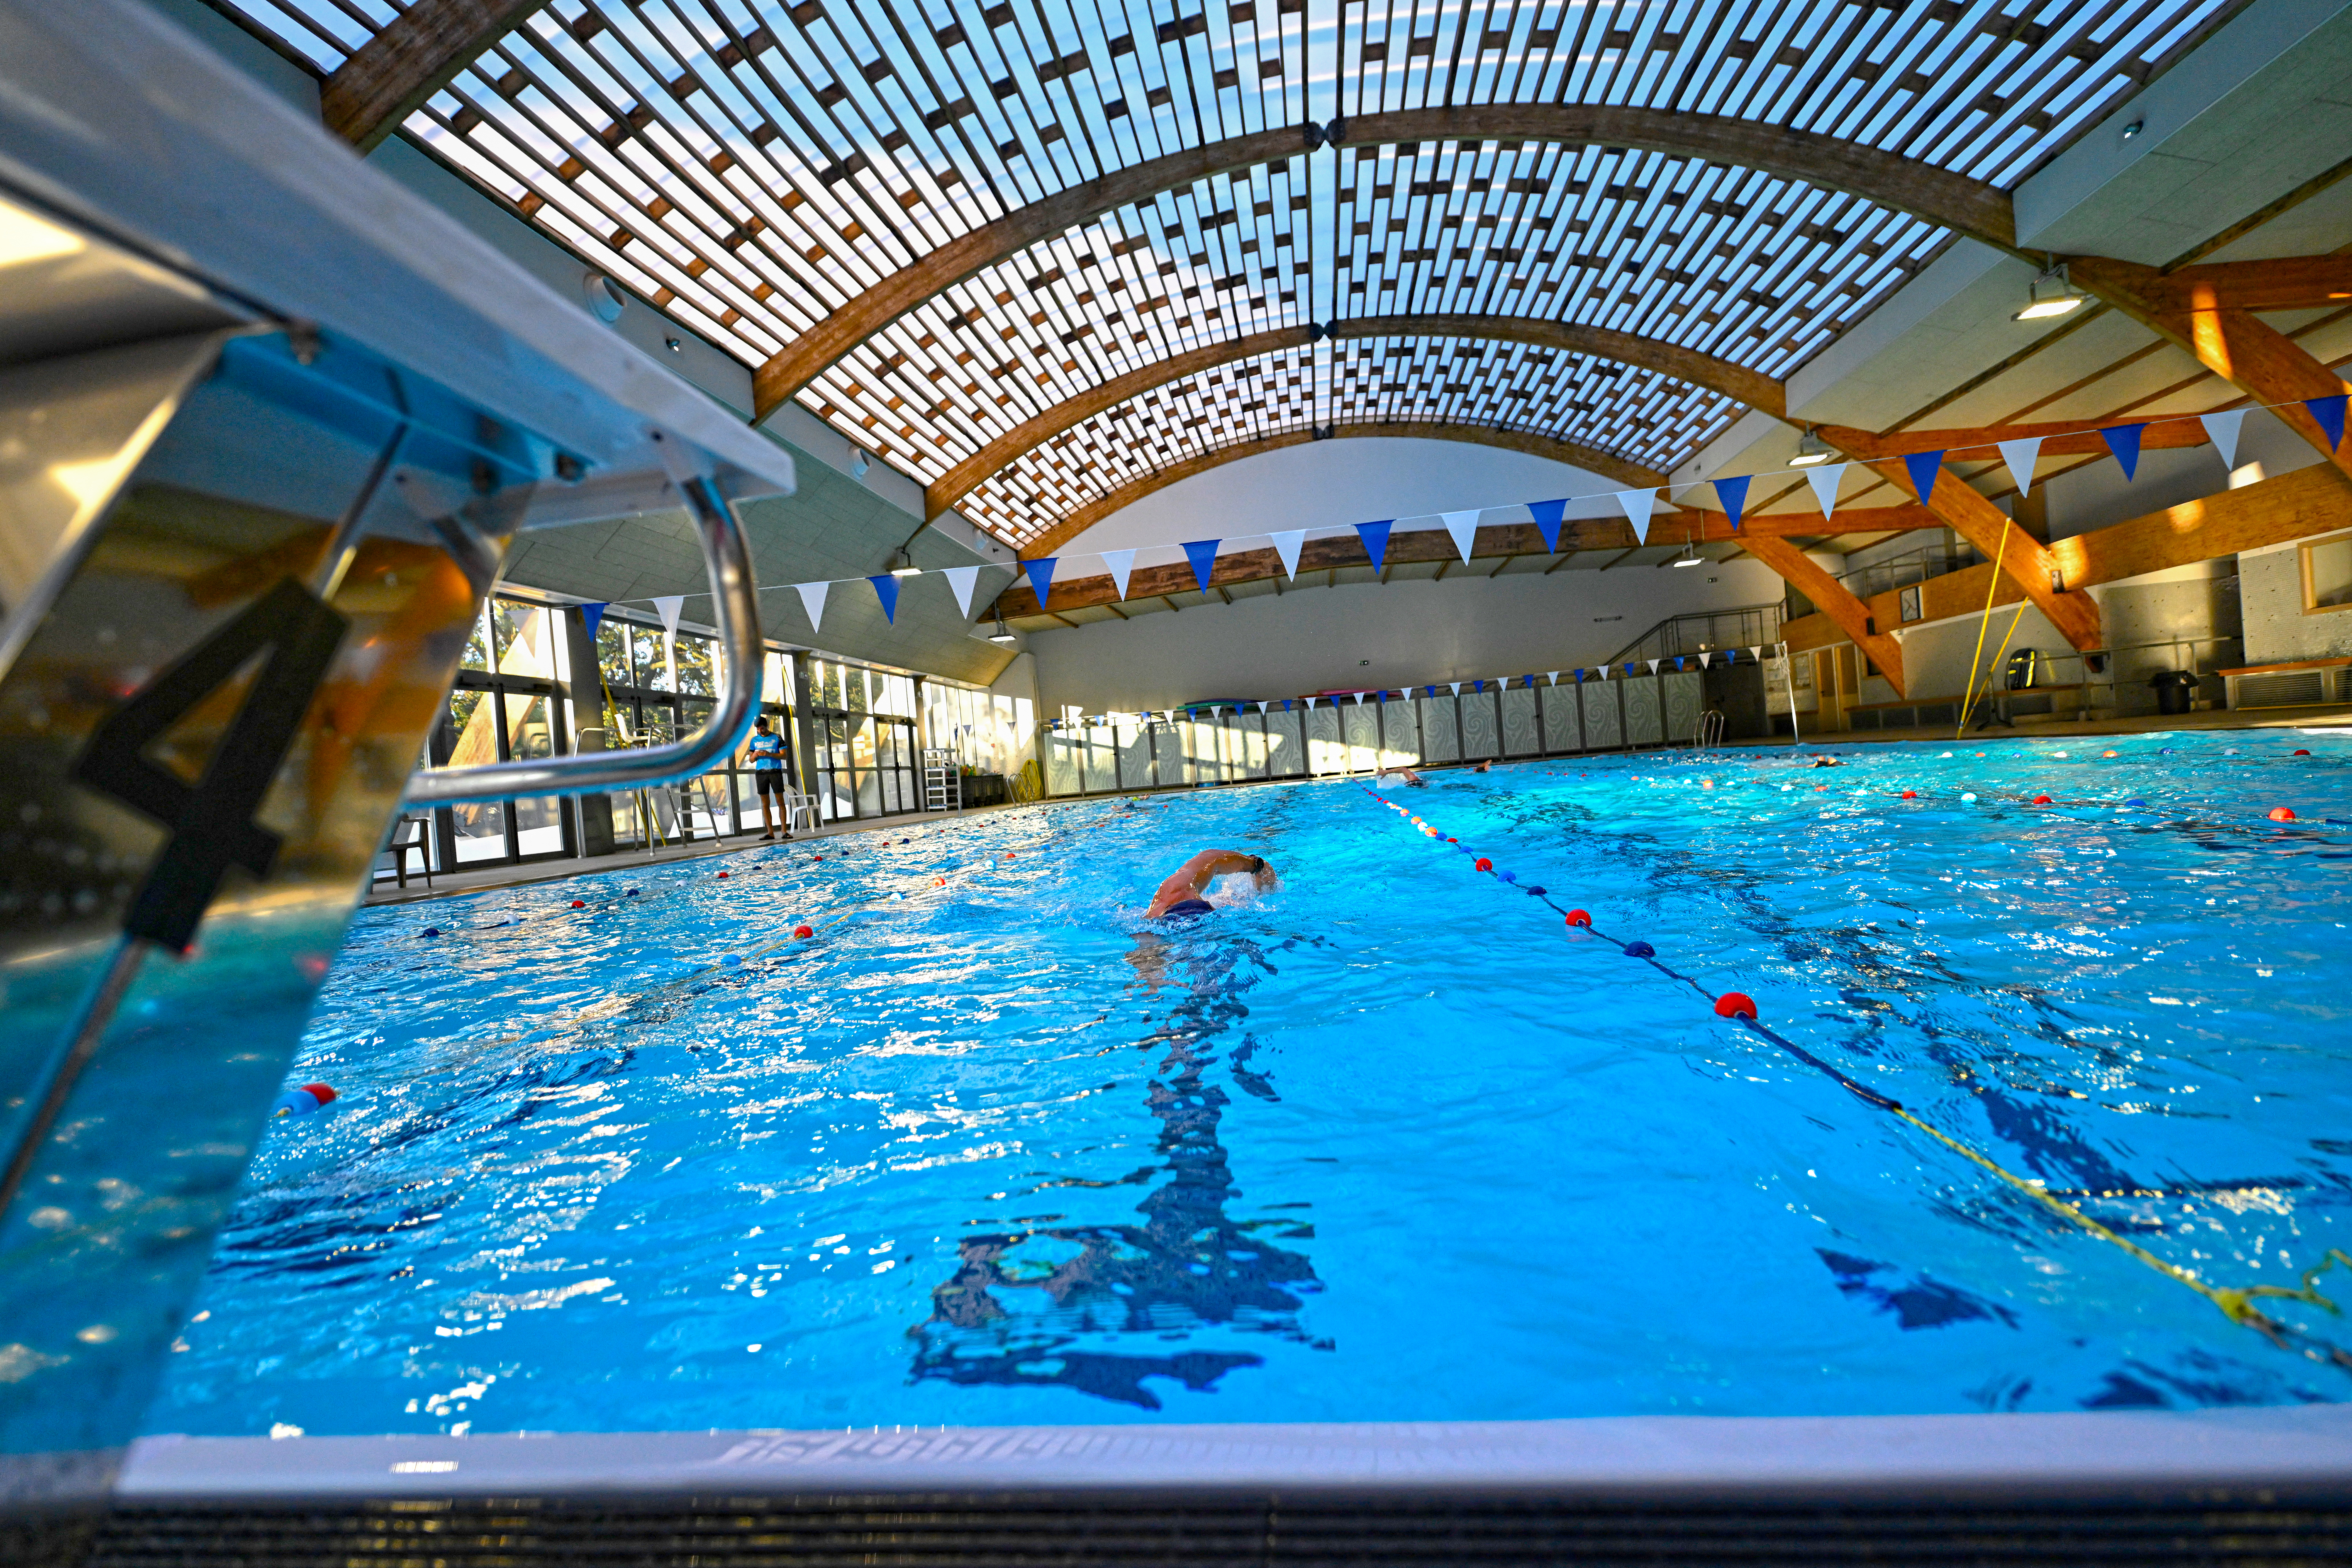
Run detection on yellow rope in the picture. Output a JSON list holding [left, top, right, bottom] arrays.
[[1954, 517, 2012, 739], [1891, 1104, 2352, 1367]]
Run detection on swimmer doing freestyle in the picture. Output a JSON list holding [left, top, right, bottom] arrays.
[[1144, 849, 1277, 918]]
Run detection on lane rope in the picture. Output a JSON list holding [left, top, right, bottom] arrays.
[[1354, 779, 2352, 1373]]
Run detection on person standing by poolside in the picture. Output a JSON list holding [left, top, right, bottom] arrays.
[[743, 715, 791, 840]]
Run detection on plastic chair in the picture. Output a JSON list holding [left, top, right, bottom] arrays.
[[780, 791, 819, 835], [377, 815, 433, 889]]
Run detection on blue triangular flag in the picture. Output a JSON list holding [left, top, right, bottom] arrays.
[[1572, 669, 1584, 682], [1713, 475, 1750, 533], [1024, 557, 1057, 603], [2101, 423, 2145, 480], [1356, 519, 1394, 572], [2307, 392, 2348, 450], [1903, 450, 1945, 502], [1528, 499, 1567, 553], [1182, 539, 1220, 594], [579, 602, 608, 638], [866, 575, 899, 624]]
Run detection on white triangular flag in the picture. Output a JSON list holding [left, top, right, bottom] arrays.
[[1615, 489, 1657, 544], [1255, 701, 1269, 713], [1546, 671, 1560, 685], [1441, 509, 1479, 562], [1269, 530, 1306, 579], [2200, 409, 2247, 472], [794, 579, 829, 632], [1599, 663, 1610, 680], [1750, 645, 1763, 662], [1352, 692, 1367, 705], [1647, 659, 1660, 674], [1994, 438, 2042, 499], [1448, 682, 1462, 696], [1303, 694, 1316, 708], [1700, 651, 1713, 667], [942, 564, 982, 618], [1100, 548, 1137, 599], [1804, 462, 1847, 519], [653, 594, 684, 689]]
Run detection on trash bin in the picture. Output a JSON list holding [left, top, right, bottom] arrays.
[[2150, 670, 2198, 715]]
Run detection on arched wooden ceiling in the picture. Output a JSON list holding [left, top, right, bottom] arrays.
[[243, 0, 2242, 549], [925, 313, 1779, 521]]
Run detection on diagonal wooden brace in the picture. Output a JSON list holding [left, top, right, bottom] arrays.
[[1862, 459, 2104, 652], [1742, 534, 1907, 697]]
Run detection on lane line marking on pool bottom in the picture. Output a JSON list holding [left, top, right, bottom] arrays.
[[1353, 782, 2352, 1376]]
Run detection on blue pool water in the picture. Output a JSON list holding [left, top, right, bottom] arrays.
[[146, 730, 2352, 1437]]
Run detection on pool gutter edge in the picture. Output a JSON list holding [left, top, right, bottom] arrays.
[[116, 1407, 2352, 1503]]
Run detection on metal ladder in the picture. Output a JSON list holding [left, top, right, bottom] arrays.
[[922, 747, 961, 812]]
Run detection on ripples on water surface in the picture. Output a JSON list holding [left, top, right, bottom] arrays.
[[146, 732, 2352, 1435]]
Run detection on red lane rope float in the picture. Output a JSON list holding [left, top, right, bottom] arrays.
[[1353, 782, 2352, 1373]]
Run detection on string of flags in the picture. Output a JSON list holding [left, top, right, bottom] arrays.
[[1037, 643, 1792, 731], [604, 394, 2342, 631]]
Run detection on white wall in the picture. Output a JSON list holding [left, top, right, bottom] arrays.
[[1027, 560, 1786, 714], [1061, 437, 1631, 554]]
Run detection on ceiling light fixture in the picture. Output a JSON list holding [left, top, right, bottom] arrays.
[[889, 547, 921, 577], [1789, 428, 1833, 467], [2013, 265, 2085, 321], [988, 614, 1017, 645], [1673, 545, 1703, 568]]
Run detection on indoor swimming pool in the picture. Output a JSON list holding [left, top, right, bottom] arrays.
[[144, 731, 2352, 1440]]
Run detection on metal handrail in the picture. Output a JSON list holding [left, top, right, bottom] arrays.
[[404, 471, 763, 806]]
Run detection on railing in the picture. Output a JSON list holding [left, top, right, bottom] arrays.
[[1834, 544, 1980, 601], [1690, 709, 1727, 750], [1607, 603, 1784, 668]]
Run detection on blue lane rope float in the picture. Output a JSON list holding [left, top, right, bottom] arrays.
[[1353, 780, 2352, 1373]]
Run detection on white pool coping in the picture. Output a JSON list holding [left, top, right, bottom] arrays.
[[117, 1407, 2352, 1502]]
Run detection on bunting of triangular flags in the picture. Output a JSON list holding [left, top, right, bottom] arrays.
[[1614, 489, 1656, 545], [579, 602, 609, 638], [942, 564, 981, 618], [866, 574, 899, 624], [1528, 499, 1566, 554], [1804, 463, 1845, 519], [1100, 549, 1136, 600], [2101, 423, 2144, 481], [1269, 530, 1306, 579], [793, 580, 828, 633], [1356, 519, 1393, 573], [1995, 438, 2041, 498], [1713, 475, 1750, 534], [1903, 450, 1945, 502], [1440, 509, 1479, 563], [2200, 409, 2247, 471], [1182, 539, 1220, 594]]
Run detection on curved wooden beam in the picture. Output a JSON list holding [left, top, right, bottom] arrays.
[[925, 327, 1314, 519], [1019, 423, 1674, 559], [751, 108, 2014, 419], [926, 315, 1781, 522], [1340, 316, 1786, 417], [322, 0, 549, 153], [1336, 107, 2014, 250]]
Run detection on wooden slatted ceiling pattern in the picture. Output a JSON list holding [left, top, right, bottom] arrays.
[[234, 0, 2242, 548]]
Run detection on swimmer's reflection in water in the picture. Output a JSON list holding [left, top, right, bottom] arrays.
[[909, 872, 1322, 1410]]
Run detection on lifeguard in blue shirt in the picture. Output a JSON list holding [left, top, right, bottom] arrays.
[[744, 715, 790, 839]]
